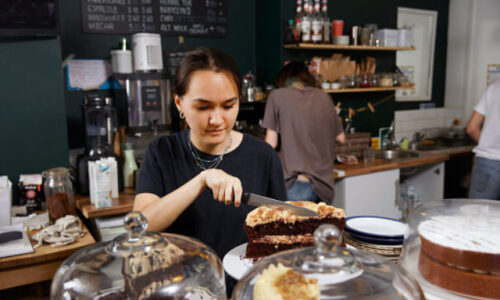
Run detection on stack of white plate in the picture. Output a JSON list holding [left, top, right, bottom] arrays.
[[344, 216, 407, 262]]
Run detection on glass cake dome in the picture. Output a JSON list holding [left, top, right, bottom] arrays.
[[51, 212, 226, 300], [399, 198, 500, 300], [232, 224, 424, 300]]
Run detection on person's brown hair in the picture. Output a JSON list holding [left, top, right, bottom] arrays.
[[275, 61, 317, 88], [174, 47, 241, 97]]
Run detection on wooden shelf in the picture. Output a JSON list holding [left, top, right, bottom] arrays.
[[324, 85, 415, 93], [284, 43, 415, 51], [75, 188, 135, 219]]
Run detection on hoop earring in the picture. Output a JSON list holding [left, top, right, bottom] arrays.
[[179, 112, 185, 119]]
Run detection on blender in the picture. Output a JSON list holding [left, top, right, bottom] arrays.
[[76, 94, 123, 195]]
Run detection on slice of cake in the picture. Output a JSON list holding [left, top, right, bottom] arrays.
[[244, 201, 345, 259], [418, 216, 500, 299], [253, 263, 320, 300]]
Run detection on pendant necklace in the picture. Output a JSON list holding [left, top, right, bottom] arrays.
[[187, 130, 232, 170]]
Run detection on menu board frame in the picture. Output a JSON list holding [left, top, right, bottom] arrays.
[[81, 0, 227, 38]]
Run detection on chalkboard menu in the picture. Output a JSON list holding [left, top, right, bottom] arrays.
[[81, 0, 227, 37]]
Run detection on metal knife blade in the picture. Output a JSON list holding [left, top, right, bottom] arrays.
[[242, 192, 319, 217]]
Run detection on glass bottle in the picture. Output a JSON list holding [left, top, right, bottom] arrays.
[[311, 0, 323, 44], [43, 167, 75, 224], [301, 0, 312, 43], [294, 0, 303, 42], [321, 0, 330, 44], [122, 143, 138, 188]]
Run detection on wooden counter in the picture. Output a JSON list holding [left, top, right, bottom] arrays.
[[0, 223, 95, 290], [333, 146, 474, 179], [75, 188, 135, 219]]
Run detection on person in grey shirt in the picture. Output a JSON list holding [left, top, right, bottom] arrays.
[[262, 61, 345, 204]]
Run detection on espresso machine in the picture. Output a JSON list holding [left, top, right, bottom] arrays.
[[113, 72, 172, 134], [113, 33, 173, 135], [76, 94, 123, 195]]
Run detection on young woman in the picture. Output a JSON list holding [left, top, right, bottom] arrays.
[[262, 61, 345, 204], [134, 48, 287, 261]]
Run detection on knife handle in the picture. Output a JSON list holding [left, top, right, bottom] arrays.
[[241, 192, 250, 205]]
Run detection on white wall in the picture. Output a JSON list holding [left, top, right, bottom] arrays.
[[445, 0, 500, 122]]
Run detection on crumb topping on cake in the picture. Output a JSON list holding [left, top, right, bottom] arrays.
[[124, 238, 185, 278], [253, 234, 314, 244], [245, 201, 344, 227], [253, 263, 319, 300], [418, 216, 500, 254]]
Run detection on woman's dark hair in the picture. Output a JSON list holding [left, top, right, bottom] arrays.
[[174, 47, 241, 97], [275, 61, 317, 88]]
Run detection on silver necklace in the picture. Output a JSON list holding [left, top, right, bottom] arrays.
[[187, 130, 232, 170]]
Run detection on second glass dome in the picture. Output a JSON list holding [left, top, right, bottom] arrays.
[[232, 224, 424, 300]]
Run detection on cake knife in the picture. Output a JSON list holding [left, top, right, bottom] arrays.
[[241, 192, 320, 217]]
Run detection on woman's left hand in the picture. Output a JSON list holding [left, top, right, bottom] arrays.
[[201, 169, 243, 207]]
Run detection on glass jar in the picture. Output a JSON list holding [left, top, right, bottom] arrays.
[[346, 74, 358, 88], [359, 72, 371, 88], [51, 212, 226, 299], [233, 224, 424, 300], [43, 167, 75, 223], [370, 73, 380, 87], [379, 73, 394, 87]]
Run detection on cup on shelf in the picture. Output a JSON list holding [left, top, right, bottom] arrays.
[[332, 20, 344, 36]]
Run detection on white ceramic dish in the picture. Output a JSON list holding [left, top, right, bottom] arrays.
[[346, 216, 407, 239], [223, 243, 357, 280]]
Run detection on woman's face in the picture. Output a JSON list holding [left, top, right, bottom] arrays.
[[176, 70, 239, 149]]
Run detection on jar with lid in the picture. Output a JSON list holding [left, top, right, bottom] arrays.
[[359, 72, 372, 88], [379, 73, 394, 87], [43, 167, 75, 223]]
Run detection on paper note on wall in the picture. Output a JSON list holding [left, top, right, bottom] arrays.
[[487, 64, 500, 87], [67, 59, 113, 91]]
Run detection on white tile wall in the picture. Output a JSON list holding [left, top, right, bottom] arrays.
[[394, 108, 462, 142]]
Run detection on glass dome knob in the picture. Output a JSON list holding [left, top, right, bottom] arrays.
[[124, 211, 148, 239], [314, 224, 342, 254]]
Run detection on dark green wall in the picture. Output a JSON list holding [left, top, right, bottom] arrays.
[[256, 0, 449, 136], [59, 0, 256, 149], [0, 37, 68, 201], [0, 0, 450, 193]]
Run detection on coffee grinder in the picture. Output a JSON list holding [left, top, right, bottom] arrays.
[[76, 94, 123, 195]]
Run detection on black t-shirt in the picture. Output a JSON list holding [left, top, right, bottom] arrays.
[[136, 130, 287, 259]]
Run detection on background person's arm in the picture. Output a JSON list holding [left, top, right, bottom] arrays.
[[336, 132, 346, 144], [265, 129, 279, 149], [466, 111, 485, 143]]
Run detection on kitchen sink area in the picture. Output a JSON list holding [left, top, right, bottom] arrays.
[[376, 150, 420, 160]]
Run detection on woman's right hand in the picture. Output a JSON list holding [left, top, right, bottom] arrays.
[[201, 169, 243, 207]]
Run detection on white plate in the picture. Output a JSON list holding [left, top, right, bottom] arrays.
[[223, 243, 357, 280], [223, 243, 256, 280], [346, 216, 407, 238]]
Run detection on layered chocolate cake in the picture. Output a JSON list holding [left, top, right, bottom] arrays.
[[97, 240, 186, 299], [418, 216, 500, 299], [253, 263, 320, 300], [244, 201, 345, 259]]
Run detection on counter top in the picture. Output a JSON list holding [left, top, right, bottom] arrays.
[[0, 222, 95, 289], [75, 188, 135, 219], [334, 146, 474, 179]]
